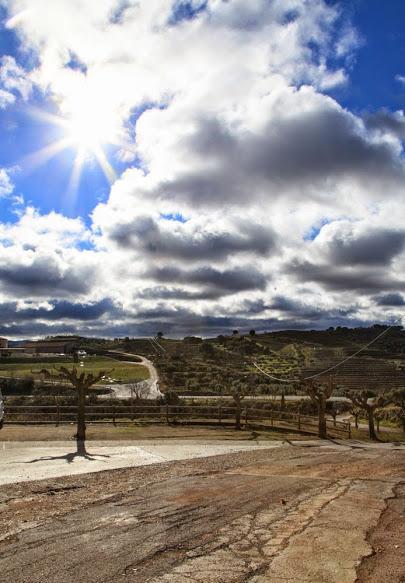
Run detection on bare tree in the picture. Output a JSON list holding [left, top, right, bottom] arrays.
[[349, 404, 362, 429], [229, 375, 256, 430], [129, 381, 150, 401], [40, 366, 112, 444], [301, 377, 335, 438], [229, 381, 245, 430], [387, 387, 405, 433], [349, 390, 383, 441], [213, 372, 256, 430]]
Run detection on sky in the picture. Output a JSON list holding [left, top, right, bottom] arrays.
[[0, 0, 404, 339]]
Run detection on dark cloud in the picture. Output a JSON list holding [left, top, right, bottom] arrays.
[[147, 264, 267, 296], [139, 286, 222, 301], [0, 256, 95, 296], [289, 260, 405, 293], [158, 108, 405, 206], [375, 293, 405, 307], [0, 297, 373, 340], [268, 295, 356, 320], [364, 110, 405, 140], [327, 229, 405, 266], [270, 296, 298, 312], [23, 299, 116, 321], [0, 299, 116, 323], [109, 215, 276, 260]]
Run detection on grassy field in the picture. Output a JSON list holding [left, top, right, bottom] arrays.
[[0, 356, 149, 384]]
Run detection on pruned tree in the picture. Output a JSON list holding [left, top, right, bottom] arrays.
[[349, 390, 383, 441], [40, 366, 112, 443], [230, 380, 246, 430], [213, 372, 256, 430], [301, 377, 335, 438], [229, 374, 256, 430], [349, 404, 362, 429], [387, 387, 405, 432]]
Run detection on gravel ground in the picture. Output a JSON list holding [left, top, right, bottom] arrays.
[[0, 443, 404, 582]]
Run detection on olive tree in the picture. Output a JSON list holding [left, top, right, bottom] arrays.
[[387, 387, 405, 433], [40, 366, 111, 443], [349, 390, 383, 440], [214, 372, 256, 430], [301, 377, 335, 438]]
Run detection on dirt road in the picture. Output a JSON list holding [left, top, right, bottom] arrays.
[[107, 353, 162, 400], [0, 443, 404, 582]]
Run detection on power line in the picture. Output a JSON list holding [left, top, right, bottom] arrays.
[[153, 336, 167, 352], [252, 321, 401, 383], [148, 338, 160, 353]]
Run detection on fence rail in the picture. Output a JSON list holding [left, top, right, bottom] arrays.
[[3, 404, 350, 438]]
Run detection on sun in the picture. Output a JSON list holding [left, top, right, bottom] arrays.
[[65, 112, 105, 152], [24, 102, 120, 196]]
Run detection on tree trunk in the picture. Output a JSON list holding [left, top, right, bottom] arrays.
[[367, 407, 377, 440], [318, 394, 327, 439], [76, 386, 86, 443], [354, 413, 358, 429], [235, 406, 241, 430]]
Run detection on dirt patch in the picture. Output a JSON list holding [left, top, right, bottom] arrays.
[[356, 482, 405, 583], [0, 423, 315, 442]]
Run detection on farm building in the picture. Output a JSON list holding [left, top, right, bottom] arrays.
[[23, 339, 77, 355], [0, 337, 8, 349]]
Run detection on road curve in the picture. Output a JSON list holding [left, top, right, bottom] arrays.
[[103, 351, 162, 400]]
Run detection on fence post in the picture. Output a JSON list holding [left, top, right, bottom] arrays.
[[112, 404, 116, 426], [245, 406, 249, 427], [348, 420, 351, 439], [298, 413, 301, 431], [218, 405, 222, 425], [270, 412, 274, 428], [166, 403, 169, 425], [56, 404, 60, 427]]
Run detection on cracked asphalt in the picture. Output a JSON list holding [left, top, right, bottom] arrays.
[[0, 443, 404, 582]]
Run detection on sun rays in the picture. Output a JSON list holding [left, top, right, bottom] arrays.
[[21, 104, 118, 200]]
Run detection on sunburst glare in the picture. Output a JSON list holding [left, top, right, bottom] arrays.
[[22, 102, 120, 198]]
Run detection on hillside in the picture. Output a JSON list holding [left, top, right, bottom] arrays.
[[105, 325, 405, 395]]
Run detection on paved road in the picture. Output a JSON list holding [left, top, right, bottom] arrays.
[[0, 440, 281, 485], [0, 443, 404, 582]]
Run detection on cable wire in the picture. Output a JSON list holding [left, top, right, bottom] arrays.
[[252, 320, 401, 383]]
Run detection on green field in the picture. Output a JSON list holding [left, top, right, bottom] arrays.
[[0, 356, 149, 384]]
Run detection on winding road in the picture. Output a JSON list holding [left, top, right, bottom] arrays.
[[104, 352, 163, 400]]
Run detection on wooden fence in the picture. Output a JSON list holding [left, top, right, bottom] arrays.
[[3, 404, 351, 438]]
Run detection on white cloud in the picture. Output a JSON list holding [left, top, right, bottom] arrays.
[[0, 55, 32, 108], [1, 0, 404, 335], [0, 169, 14, 197]]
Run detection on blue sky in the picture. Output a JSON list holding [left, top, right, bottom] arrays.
[[330, 0, 405, 113], [0, 0, 403, 338], [0, 1, 403, 225]]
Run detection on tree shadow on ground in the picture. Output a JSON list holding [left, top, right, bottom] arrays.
[[25, 440, 111, 464]]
